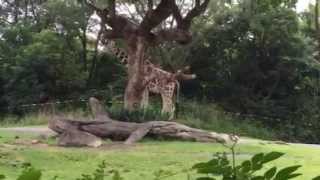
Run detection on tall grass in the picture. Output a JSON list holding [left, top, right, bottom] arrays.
[[0, 113, 49, 127], [176, 100, 276, 140]]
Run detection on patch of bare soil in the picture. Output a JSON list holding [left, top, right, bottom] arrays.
[[8, 136, 136, 151]]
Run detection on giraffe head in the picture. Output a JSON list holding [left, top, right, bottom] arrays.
[[174, 66, 197, 81], [104, 40, 116, 52]]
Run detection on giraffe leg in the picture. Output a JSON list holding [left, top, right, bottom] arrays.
[[141, 89, 149, 110], [168, 96, 175, 120], [161, 91, 175, 120]]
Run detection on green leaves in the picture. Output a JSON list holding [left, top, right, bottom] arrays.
[[251, 153, 264, 171], [0, 175, 5, 180], [274, 165, 302, 180], [193, 152, 233, 178], [240, 160, 251, 173], [17, 167, 42, 180], [313, 176, 320, 180], [77, 161, 107, 180], [194, 151, 306, 180], [264, 167, 277, 179], [262, 152, 285, 164]]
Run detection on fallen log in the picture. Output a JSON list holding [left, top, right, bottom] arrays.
[[48, 97, 230, 147]]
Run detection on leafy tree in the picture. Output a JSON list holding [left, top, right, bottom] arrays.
[[182, 0, 320, 142], [85, 0, 211, 111]]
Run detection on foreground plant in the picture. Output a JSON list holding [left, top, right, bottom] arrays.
[[0, 166, 42, 180], [76, 160, 124, 180], [193, 135, 320, 180], [193, 151, 303, 180]]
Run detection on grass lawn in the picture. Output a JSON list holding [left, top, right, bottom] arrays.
[[0, 130, 320, 180]]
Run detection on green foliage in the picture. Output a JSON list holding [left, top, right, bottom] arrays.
[[17, 167, 42, 180], [76, 161, 124, 180], [185, 0, 320, 143], [313, 176, 320, 180], [193, 151, 302, 180], [0, 25, 86, 111], [0, 0, 120, 116], [77, 161, 107, 180]]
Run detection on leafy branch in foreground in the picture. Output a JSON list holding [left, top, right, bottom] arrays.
[[192, 135, 308, 180], [193, 151, 303, 180]]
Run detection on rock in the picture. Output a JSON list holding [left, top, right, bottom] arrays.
[[31, 140, 40, 144]]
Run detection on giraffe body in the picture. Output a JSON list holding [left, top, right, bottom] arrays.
[[101, 41, 186, 119]]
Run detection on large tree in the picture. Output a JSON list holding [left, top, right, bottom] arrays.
[[85, 0, 210, 111]]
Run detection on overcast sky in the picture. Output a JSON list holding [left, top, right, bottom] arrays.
[[297, 0, 314, 12]]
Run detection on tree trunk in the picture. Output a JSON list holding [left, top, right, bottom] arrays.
[[124, 37, 147, 111], [13, 0, 19, 24], [87, 24, 103, 88], [316, 0, 319, 32], [316, 0, 320, 61], [81, 29, 88, 71], [48, 97, 230, 147]]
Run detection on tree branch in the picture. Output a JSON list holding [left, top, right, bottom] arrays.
[[154, 28, 192, 44], [177, 0, 210, 30], [85, 0, 137, 39], [109, 0, 115, 17], [172, 2, 183, 26], [100, 29, 123, 41], [84, 0, 103, 13], [139, 0, 174, 33], [147, 0, 153, 10], [135, 0, 148, 19]]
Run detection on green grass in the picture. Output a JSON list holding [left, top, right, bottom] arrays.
[[0, 130, 320, 180], [0, 109, 90, 127], [0, 114, 49, 127]]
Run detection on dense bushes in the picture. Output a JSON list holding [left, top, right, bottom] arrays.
[[184, 1, 320, 143], [0, 0, 126, 115]]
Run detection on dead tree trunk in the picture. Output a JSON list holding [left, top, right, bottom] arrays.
[[48, 97, 229, 147]]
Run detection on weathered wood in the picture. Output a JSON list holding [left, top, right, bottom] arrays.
[[48, 97, 229, 147]]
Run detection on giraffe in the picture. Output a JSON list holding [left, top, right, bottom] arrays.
[[100, 40, 196, 119]]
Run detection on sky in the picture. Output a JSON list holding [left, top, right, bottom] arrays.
[[297, 0, 314, 12]]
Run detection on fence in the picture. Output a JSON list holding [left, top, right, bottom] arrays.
[[0, 97, 284, 123]]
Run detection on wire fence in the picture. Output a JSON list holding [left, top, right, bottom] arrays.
[[0, 96, 284, 122], [0, 96, 125, 117], [222, 111, 284, 122]]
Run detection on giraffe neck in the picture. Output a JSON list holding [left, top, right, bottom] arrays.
[[105, 41, 157, 68], [103, 41, 176, 85], [109, 45, 129, 65]]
